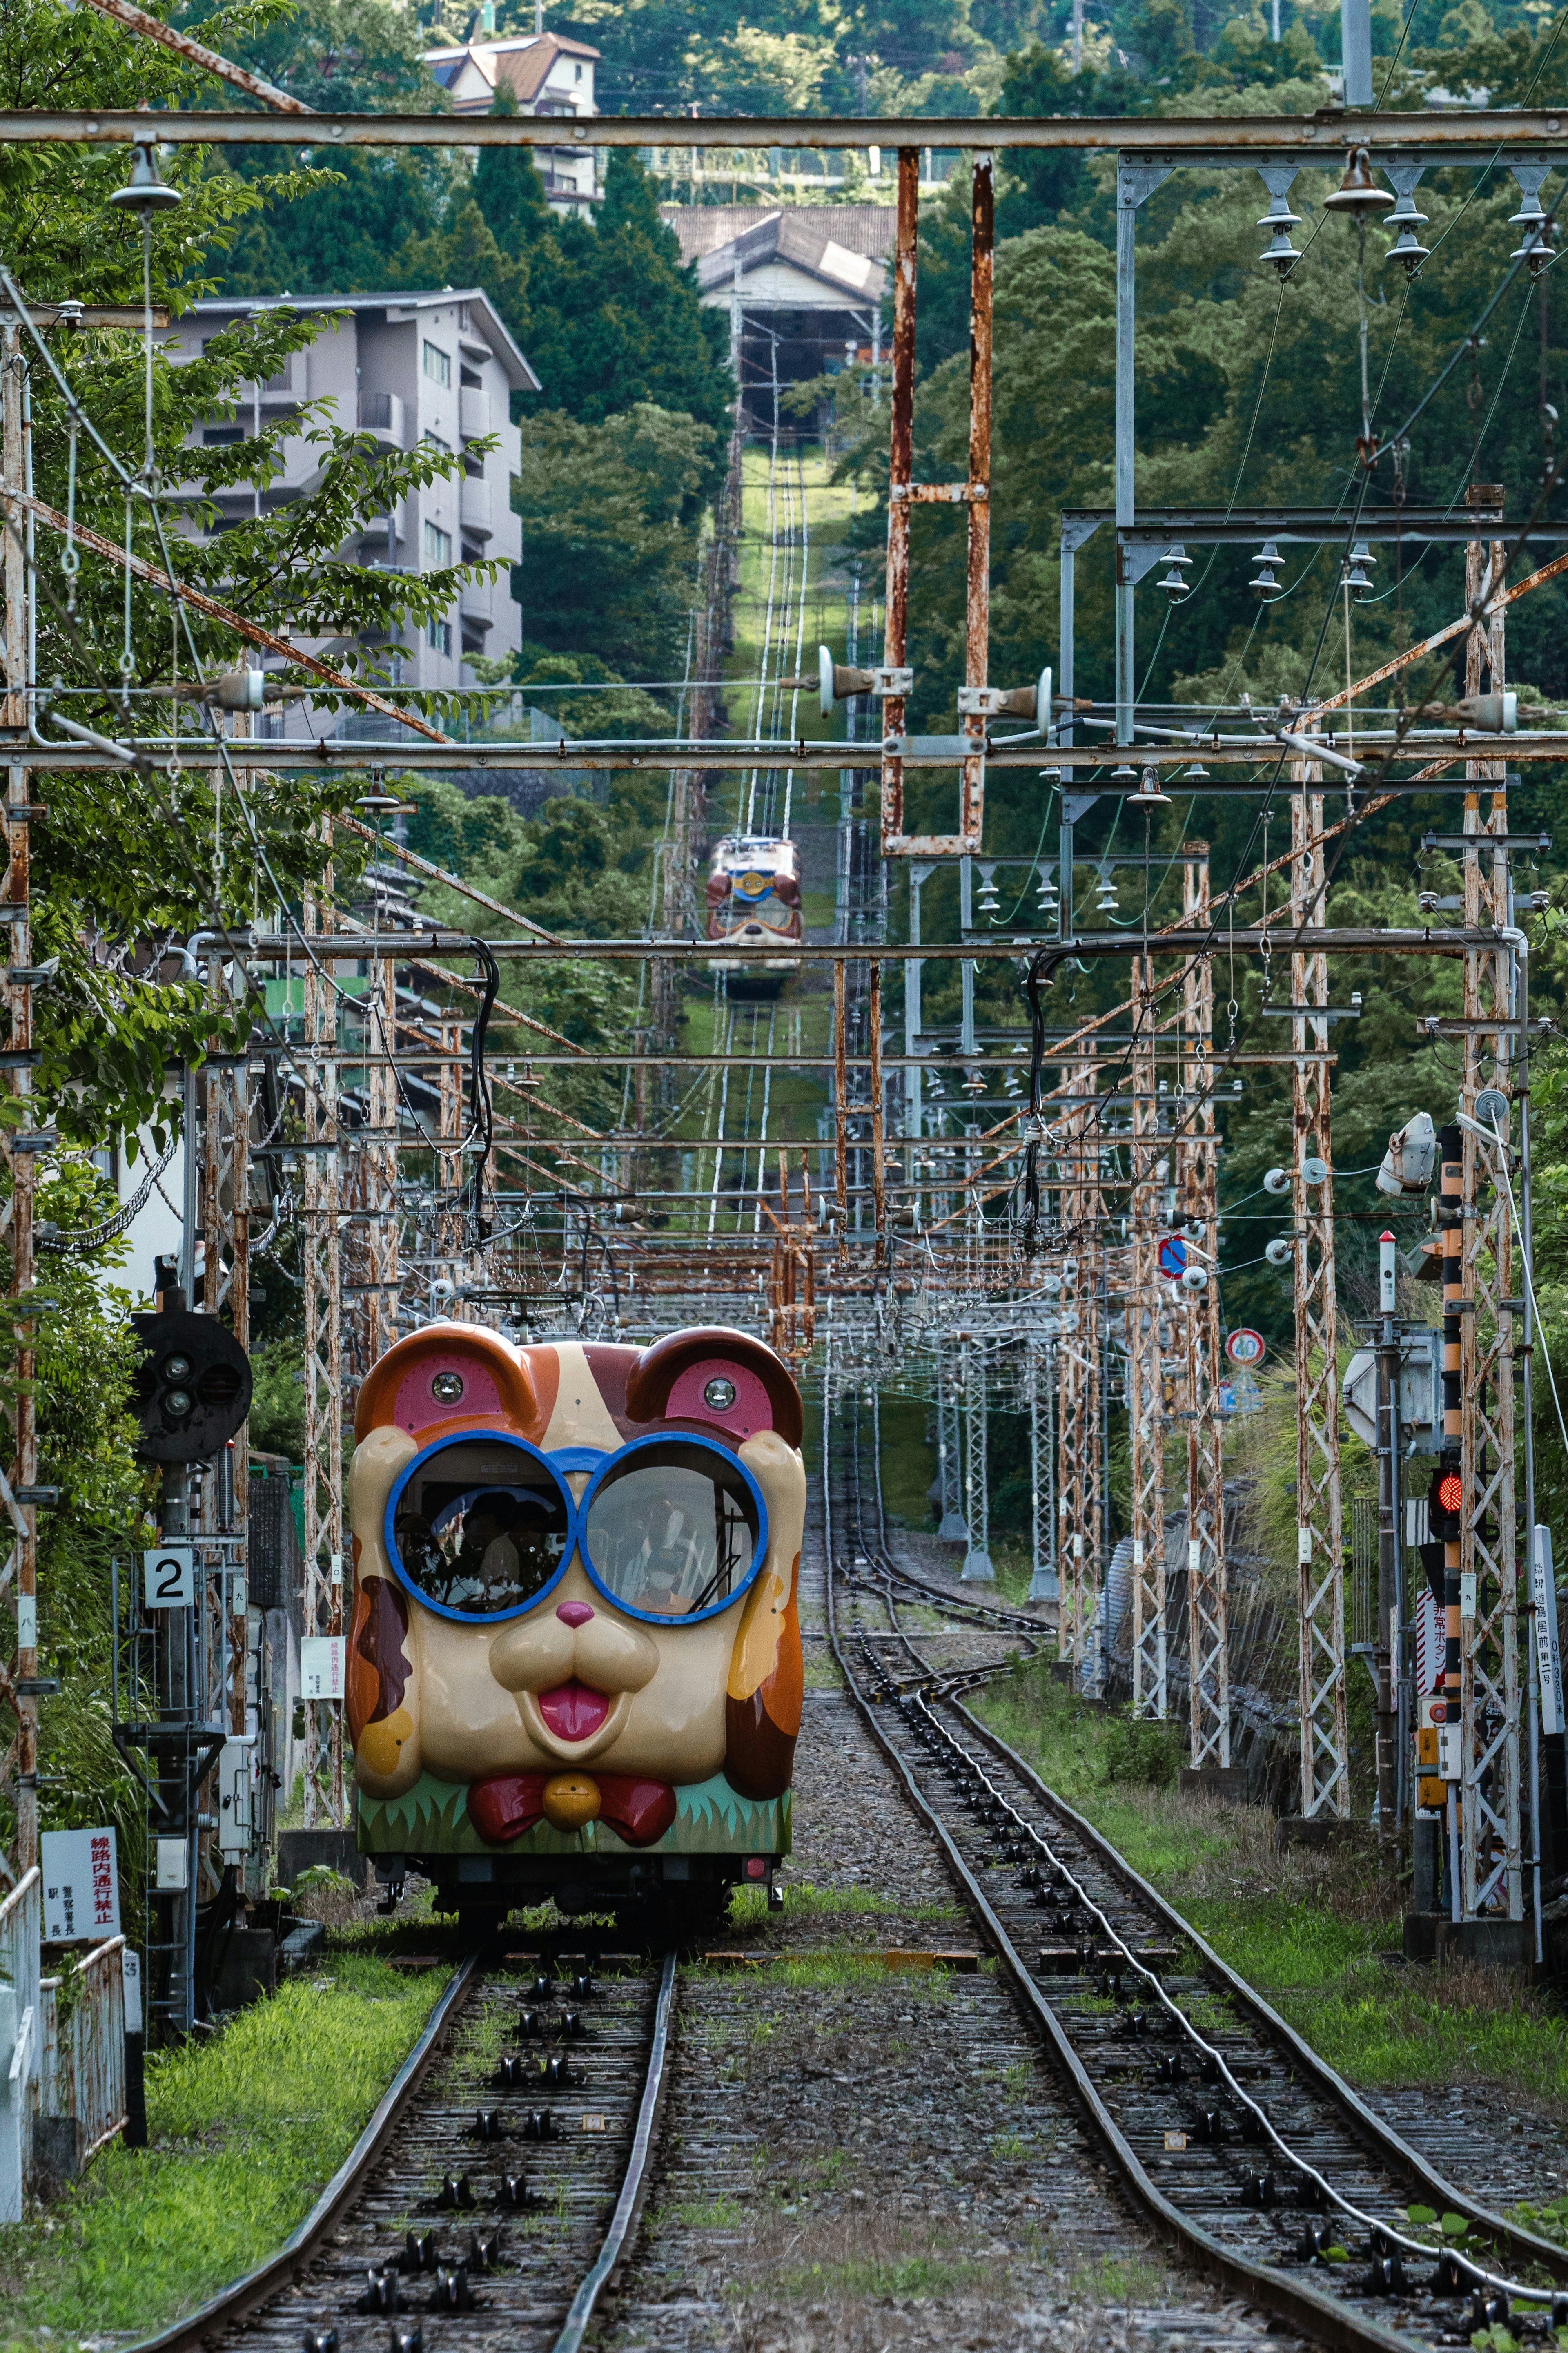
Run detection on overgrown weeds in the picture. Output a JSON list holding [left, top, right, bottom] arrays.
[[0, 1955, 448, 2340], [975, 1654, 1568, 2117]]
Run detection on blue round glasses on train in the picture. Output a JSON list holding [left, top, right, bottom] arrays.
[[383, 1428, 769, 1628]]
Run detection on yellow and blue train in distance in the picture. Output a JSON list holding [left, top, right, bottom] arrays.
[[704, 834, 803, 990]]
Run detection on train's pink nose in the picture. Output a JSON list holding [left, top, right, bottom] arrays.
[[555, 1601, 595, 1628]]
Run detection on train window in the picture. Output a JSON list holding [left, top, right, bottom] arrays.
[[390, 1439, 570, 1618], [583, 1439, 765, 1623]]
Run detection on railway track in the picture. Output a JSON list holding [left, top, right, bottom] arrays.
[[131, 1949, 677, 2353], [824, 1388, 1568, 2353]]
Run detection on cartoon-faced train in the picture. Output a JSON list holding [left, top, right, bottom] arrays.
[[347, 1322, 806, 1940]]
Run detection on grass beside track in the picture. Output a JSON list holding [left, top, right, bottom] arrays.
[[974, 1657, 1568, 2125], [0, 1952, 450, 2346]]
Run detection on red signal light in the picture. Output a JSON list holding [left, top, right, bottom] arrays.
[[1437, 1472, 1463, 1516]]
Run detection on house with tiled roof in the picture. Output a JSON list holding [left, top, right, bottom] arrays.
[[424, 27, 601, 212]]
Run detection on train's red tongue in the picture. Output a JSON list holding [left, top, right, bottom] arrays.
[[537, 1680, 609, 1741]]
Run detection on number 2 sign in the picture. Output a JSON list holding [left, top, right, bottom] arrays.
[[143, 1545, 195, 1608]]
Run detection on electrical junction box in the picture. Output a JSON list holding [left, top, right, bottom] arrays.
[[1341, 1327, 1442, 1453], [155, 1836, 189, 1892], [1416, 1724, 1445, 1809], [216, 1736, 255, 1862], [1437, 1722, 1463, 1781]]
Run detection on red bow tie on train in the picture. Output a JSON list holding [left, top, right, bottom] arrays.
[[468, 1772, 677, 1849]]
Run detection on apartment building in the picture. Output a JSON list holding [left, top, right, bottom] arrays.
[[171, 288, 535, 709], [424, 28, 600, 212]]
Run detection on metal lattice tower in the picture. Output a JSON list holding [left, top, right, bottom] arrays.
[[960, 1336, 994, 1580], [935, 1340, 967, 1543], [1128, 950, 1167, 1718], [301, 839, 345, 1829], [1182, 848, 1229, 1767], [199, 963, 250, 1755], [345, 955, 401, 1392], [1027, 1332, 1057, 1601], [1058, 1053, 1104, 1688], [1459, 489, 1521, 1920], [1290, 774, 1348, 1820]]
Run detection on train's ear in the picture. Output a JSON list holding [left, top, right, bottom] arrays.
[[626, 1326, 802, 1450], [354, 1323, 544, 1445]]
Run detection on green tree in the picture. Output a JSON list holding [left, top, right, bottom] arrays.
[[2, 0, 497, 1146], [510, 402, 718, 680], [467, 150, 733, 435]]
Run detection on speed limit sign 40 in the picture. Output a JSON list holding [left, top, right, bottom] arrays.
[[1225, 1328, 1265, 1367]]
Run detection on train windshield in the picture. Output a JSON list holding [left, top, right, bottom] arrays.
[[392, 1439, 570, 1615], [583, 1441, 762, 1621]]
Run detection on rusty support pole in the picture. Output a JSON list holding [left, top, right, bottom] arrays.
[[301, 832, 344, 1829], [1182, 846, 1229, 1769], [200, 964, 249, 1746], [880, 149, 918, 852], [959, 152, 993, 850], [833, 957, 849, 1255], [869, 959, 885, 1260]]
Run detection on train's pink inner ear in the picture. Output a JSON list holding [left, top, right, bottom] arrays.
[[354, 1323, 541, 1443], [665, 1358, 773, 1441], [392, 1353, 502, 1434], [626, 1325, 803, 1448]]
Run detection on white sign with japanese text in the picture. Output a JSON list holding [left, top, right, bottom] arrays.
[[300, 1637, 345, 1701], [41, 1826, 121, 1944]]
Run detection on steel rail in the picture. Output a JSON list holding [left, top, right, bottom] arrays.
[[10, 105, 1568, 153], [955, 1701, 1568, 2284], [822, 1403, 1568, 2346], [824, 1555, 1415, 2353], [549, 1949, 679, 2353], [120, 1954, 481, 2353], [883, 1568, 1568, 2277], [118, 1949, 679, 2353]]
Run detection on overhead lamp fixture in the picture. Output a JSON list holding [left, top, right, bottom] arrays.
[[1324, 146, 1395, 216], [108, 142, 184, 216], [1250, 540, 1284, 599], [1126, 765, 1172, 810]]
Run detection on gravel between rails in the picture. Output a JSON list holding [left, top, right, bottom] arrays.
[[596, 1480, 1315, 2353]]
